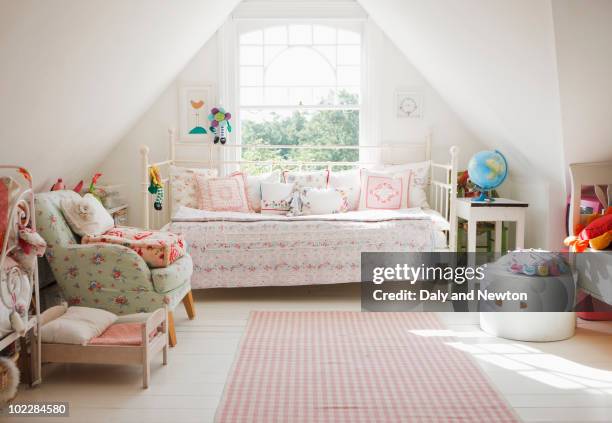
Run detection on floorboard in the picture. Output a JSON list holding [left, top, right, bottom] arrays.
[[13, 285, 612, 422]]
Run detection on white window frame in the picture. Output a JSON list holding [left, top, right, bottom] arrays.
[[236, 19, 364, 169], [218, 9, 380, 173]]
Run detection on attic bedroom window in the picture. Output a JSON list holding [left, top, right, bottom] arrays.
[[238, 23, 362, 172]]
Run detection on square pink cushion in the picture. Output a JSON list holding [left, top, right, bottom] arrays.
[[194, 172, 251, 213], [359, 169, 411, 210], [88, 322, 157, 346]]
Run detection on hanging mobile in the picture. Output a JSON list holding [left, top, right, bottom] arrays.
[[208, 107, 232, 144]]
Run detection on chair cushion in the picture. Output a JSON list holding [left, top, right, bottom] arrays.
[[151, 254, 193, 294], [82, 227, 187, 268]]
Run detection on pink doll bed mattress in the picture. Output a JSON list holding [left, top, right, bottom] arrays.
[[88, 322, 158, 346]]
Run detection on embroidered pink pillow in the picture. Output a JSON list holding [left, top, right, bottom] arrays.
[[82, 227, 186, 268], [195, 173, 251, 213], [358, 169, 411, 210]]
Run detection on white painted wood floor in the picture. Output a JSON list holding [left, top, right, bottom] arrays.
[[12, 284, 612, 423]]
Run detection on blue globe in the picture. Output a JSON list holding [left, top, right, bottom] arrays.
[[467, 150, 508, 199]]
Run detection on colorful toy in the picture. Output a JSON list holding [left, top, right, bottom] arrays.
[[564, 208, 612, 252], [148, 165, 164, 211], [208, 107, 232, 144]]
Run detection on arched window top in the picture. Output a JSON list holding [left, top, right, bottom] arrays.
[[239, 23, 361, 107]]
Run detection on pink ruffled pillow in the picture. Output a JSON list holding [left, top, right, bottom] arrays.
[[194, 172, 251, 213]]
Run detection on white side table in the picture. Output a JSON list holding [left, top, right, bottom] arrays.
[[456, 198, 528, 254]]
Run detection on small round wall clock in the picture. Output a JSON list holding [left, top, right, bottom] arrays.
[[396, 90, 423, 118], [399, 97, 418, 116]]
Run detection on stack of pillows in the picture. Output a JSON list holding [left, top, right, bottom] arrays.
[[171, 160, 432, 216]]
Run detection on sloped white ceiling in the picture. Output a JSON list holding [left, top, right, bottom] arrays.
[[357, 0, 565, 182], [0, 0, 239, 190]]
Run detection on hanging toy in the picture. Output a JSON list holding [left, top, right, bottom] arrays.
[[208, 107, 232, 144], [148, 166, 164, 211]]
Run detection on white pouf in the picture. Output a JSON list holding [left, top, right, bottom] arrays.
[[480, 312, 576, 342], [478, 253, 577, 341]]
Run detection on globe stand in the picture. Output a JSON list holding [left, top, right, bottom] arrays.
[[472, 189, 494, 202]]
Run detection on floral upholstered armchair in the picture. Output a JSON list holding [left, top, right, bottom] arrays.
[[34, 190, 195, 346]]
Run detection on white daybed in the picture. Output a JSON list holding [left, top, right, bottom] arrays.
[[140, 131, 459, 289]]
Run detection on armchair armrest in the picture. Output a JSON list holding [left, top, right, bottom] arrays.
[[47, 243, 153, 294]]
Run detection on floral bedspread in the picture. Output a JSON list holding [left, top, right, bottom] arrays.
[[169, 208, 434, 289]]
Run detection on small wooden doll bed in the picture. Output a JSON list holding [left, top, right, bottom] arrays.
[[36, 307, 168, 389]]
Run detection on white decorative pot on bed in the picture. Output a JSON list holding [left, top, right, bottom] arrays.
[[478, 257, 577, 342]]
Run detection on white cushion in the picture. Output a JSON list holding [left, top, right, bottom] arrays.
[[379, 161, 431, 208], [41, 306, 117, 345], [60, 193, 114, 237], [358, 168, 411, 210], [261, 182, 295, 215], [195, 172, 251, 213], [245, 171, 281, 212], [169, 165, 218, 212], [329, 169, 361, 211], [301, 187, 350, 215], [282, 169, 329, 190]]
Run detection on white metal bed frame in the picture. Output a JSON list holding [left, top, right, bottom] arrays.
[[140, 129, 459, 251]]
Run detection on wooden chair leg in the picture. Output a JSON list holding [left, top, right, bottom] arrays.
[[168, 311, 177, 348], [182, 291, 196, 320]]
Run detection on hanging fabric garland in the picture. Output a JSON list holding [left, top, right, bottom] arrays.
[[148, 166, 164, 210]]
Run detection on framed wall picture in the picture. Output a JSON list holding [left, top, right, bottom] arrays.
[[396, 89, 424, 119], [179, 84, 214, 141]]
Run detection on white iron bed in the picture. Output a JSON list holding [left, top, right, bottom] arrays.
[[139, 130, 459, 289], [569, 161, 612, 305]]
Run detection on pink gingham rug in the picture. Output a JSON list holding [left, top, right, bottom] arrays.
[[215, 312, 518, 423]]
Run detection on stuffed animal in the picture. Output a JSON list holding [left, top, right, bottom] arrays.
[[208, 107, 232, 144], [564, 207, 612, 252]]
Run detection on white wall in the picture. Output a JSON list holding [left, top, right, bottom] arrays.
[[0, 0, 239, 192], [378, 35, 483, 167], [98, 37, 218, 227], [553, 0, 612, 170], [99, 21, 484, 227]]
